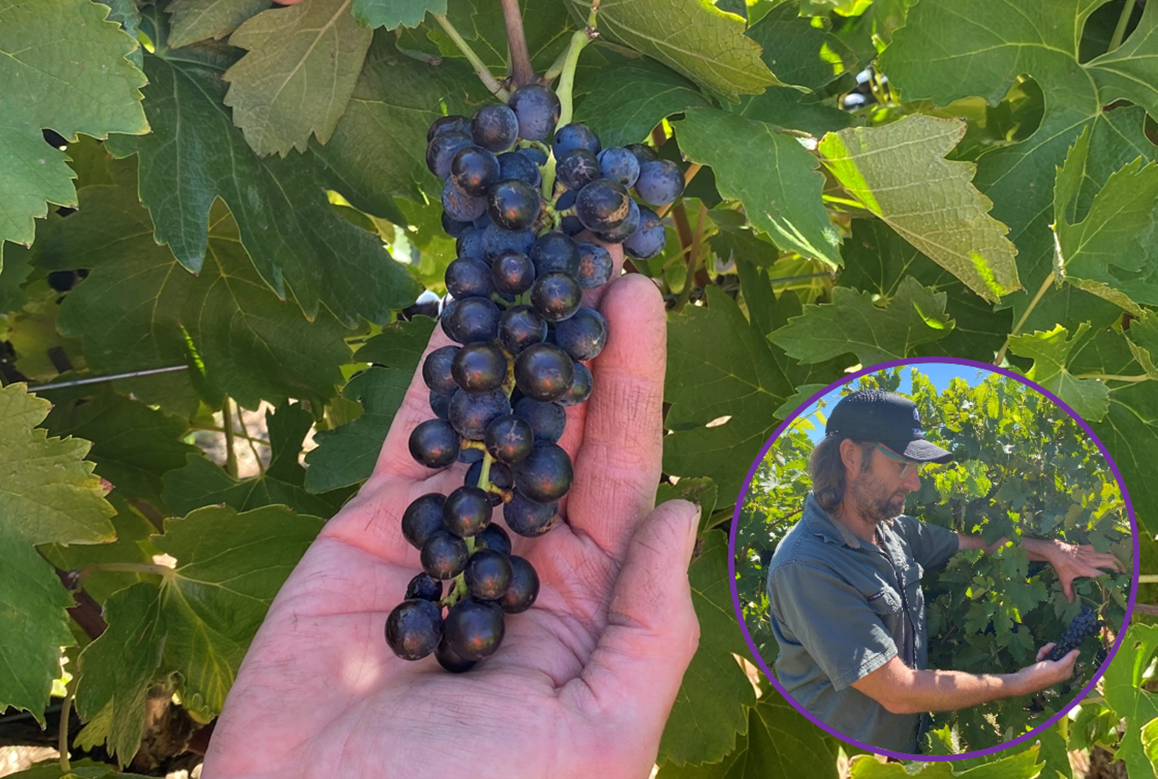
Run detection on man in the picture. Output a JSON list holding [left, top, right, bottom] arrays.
[[766, 389, 1124, 753]]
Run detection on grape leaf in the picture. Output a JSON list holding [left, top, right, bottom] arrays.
[[0, 121, 76, 258], [735, 87, 853, 140], [768, 275, 954, 366], [745, 2, 856, 92], [0, 521, 76, 727], [659, 531, 756, 765], [1125, 311, 1158, 380], [1101, 624, 1158, 779], [562, 0, 778, 101], [353, 0, 445, 29], [104, 12, 420, 326], [37, 161, 351, 412], [0, 759, 154, 779], [574, 55, 711, 148], [1007, 324, 1110, 423], [0, 242, 35, 313], [166, 0, 272, 49], [223, 0, 374, 157], [96, 0, 143, 68], [1053, 127, 1158, 313], [676, 108, 842, 267], [433, 0, 578, 74], [0, 383, 116, 546], [818, 116, 1020, 303], [353, 316, 436, 367], [847, 742, 1042, 778]]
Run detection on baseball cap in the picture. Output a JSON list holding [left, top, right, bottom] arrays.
[[824, 390, 954, 463]]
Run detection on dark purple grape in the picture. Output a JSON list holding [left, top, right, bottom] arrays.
[[428, 115, 470, 142], [451, 343, 508, 392], [422, 345, 460, 395], [520, 145, 548, 166], [554, 307, 607, 361], [503, 491, 558, 537], [471, 104, 519, 153], [465, 460, 513, 505], [444, 598, 505, 661], [487, 179, 541, 231], [623, 206, 666, 259], [625, 143, 657, 166], [421, 530, 469, 580], [402, 493, 447, 549], [553, 122, 601, 158], [451, 146, 501, 197], [530, 271, 582, 322], [530, 232, 580, 276], [456, 227, 487, 261], [443, 485, 493, 537], [595, 198, 640, 243], [409, 419, 461, 468], [484, 414, 534, 464], [464, 549, 513, 600], [501, 555, 540, 613], [560, 215, 584, 236], [514, 343, 574, 401], [576, 178, 632, 233], [448, 387, 511, 439], [476, 524, 512, 556], [555, 148, 601, 191], [513, 442, 574, 502], [426, 131, 473, 179], [405, 573, 443, 602], [442, 178, 486, 222], [459, 446, 484, 464], [442, 211, 472, 237], [513, 397, 566, 443], [575, 242, 614, 289], [441, 297, 500, 344], [508, 84, 561, 141], [634, 159, 684, 207], [498, 305, 548, 353], [430, 390, 452, 420], [555, 189, 577, 210], [385, 599, 442, 660], [445, 257, 494, 299], [491, 251, 536, 295], [436, 636, 477, 673], [497, 151, 541, 187], [481, 223, 536, 259], [557, 360, 592, 406], [598, 147, 641, 188]]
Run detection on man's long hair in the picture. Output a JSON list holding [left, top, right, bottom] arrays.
[[809, 436, 875, 512]]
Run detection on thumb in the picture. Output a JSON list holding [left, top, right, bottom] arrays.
[[575, 499, 702, 727]]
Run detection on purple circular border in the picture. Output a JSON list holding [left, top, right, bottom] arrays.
[[726, 355, 1140, 761]]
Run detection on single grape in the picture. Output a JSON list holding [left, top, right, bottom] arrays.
[[402, 493, 447, 548], [560, 215, 584, 236], [474, 523, 513, 556], [448, 387, 512, 439], [508, 84, 561, 141], [459, 446, 484, 464], [451, 343, 508, 392], [512, 442, 574, 503], [456, 227, 487, 261], [482, 223, 536, 260], [443, 485, 493, 537], [513, 397, 566, 443], [487, 179, 541, 231], [464, 549, 514, 600], [442, 178, 487, 222], [441, 296, 501, 344], [625, 143, 657, 167], [554, 307, 608, 361], [575, 179, 632, 233], [471, 103, 519, 153], [634, 159, 685, 207], [435, 636, 477, 673], [444, 257, 494, 299], [426, 131, 473, 179], [385, 599, 442, 660], [553, 122, 601, 158], [557, 360, 593, 406], [430, 390, 452, 421], [444, 598, 505, 661], [422, 345, 460, 395], [498, 305, 548, 354], [593, 198, 639, 244], [555, 188, 577, 211], [428, 115, 470, 142], [497, 151, 541, 187], [491, 251, 536, 295], [514, 343, 575, 401], [530, 271, 582, 323], [575, 242, 614, 289], [405, 573, 443, 602], [421, 530, 469, 580], [503, 491, 558, 537], [555, 148, 601, 191], [501, 556, 540, 613], [519, 145, 548, 166], [441, 211, 472, 238], [530, 232, 581, 276], [484, 414, 535, 464], [451, 146, 501, 197], [597, 147, 641, 188], [408, 419, 461, 469], [623, 206, 666, 259]]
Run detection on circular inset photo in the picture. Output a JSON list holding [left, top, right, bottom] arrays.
[[730, 358, 1137, 759]]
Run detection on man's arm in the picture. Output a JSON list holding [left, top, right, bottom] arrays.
[[850, 644, 1078, 715], [956, 532, 1126, 601]]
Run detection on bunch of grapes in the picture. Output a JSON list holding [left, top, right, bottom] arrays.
[[1047, 605, 1104, 661], [384, 83, 683, 672]]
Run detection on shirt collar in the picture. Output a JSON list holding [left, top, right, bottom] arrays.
[[802, 492, 867, 549]]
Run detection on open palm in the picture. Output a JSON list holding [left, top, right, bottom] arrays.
[[201, 263, 701, 779]]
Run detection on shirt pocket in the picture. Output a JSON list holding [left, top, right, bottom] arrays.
[[865, 584, 903, 615]]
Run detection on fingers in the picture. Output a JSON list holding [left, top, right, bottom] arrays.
[[1036, 643, 1055, 662], [565, 273, 668, 560], [1062, 576, 1075, 603]]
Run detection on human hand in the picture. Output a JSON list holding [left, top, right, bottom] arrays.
[[200, 245, 702, 779], [1045, 541, 1126, 603], [1015, 642, 1078, 694]]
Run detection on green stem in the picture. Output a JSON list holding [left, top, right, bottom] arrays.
[[434, 15, 509, 100], [1074, 372, 1150, 382], [1138, 575, 1158, 584], [235, 408, 266, 475], [59, 686, 72, 773], [222, 399, 239, 479], [673, 203, 708, 312], [555, 29, 594, 130], [479, 452, 495, 492], [993, 271, 1056, 365], [1109, 0, 1138, 51], [189, 424, 271, 446]]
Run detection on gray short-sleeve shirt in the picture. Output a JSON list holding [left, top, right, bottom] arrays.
[[766, 492, 959, 753]]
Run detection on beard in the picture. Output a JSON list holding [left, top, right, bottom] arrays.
[[847, 470, 906, 528]]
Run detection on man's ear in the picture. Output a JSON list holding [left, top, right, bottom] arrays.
[[839, 438, 862, 478]]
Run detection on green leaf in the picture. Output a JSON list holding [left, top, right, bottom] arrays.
[[676, 108, 841, 266], [166, 0, 272, 49], [818, 115, 1020, 303], [353, 0, 445, 29], [104, 15, 420, 326], [1090, 379, 1158, 537], [0, 758, 153, 779], [1125, 311, 1158, 380], [0, 521, 75, 728], [848, 742, 1041, 778], [735, 87, 853, 140], [0, 120, 77, 257], [562, 0, 778, 101], [223, 0, 374, 157], [1101, 623, 1158, 779], [0, 383, 116, 546], [38, 160, 351, 411], [745, 3, 856, 91], [0, 242, 35, 313], [768, 275, 954, 366], [659, 531, 756, 765], [354, 315, 436, 366], [431, 0, 578, 75], [656, 477, 720, 533], [574, 55, 711, 147], [1007, 324, 1110, 422]]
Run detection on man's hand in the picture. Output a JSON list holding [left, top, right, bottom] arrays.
[[1014, 642, 1079, 694], [1028, 538, 1126, 603], [201, 248, 703, 779]]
